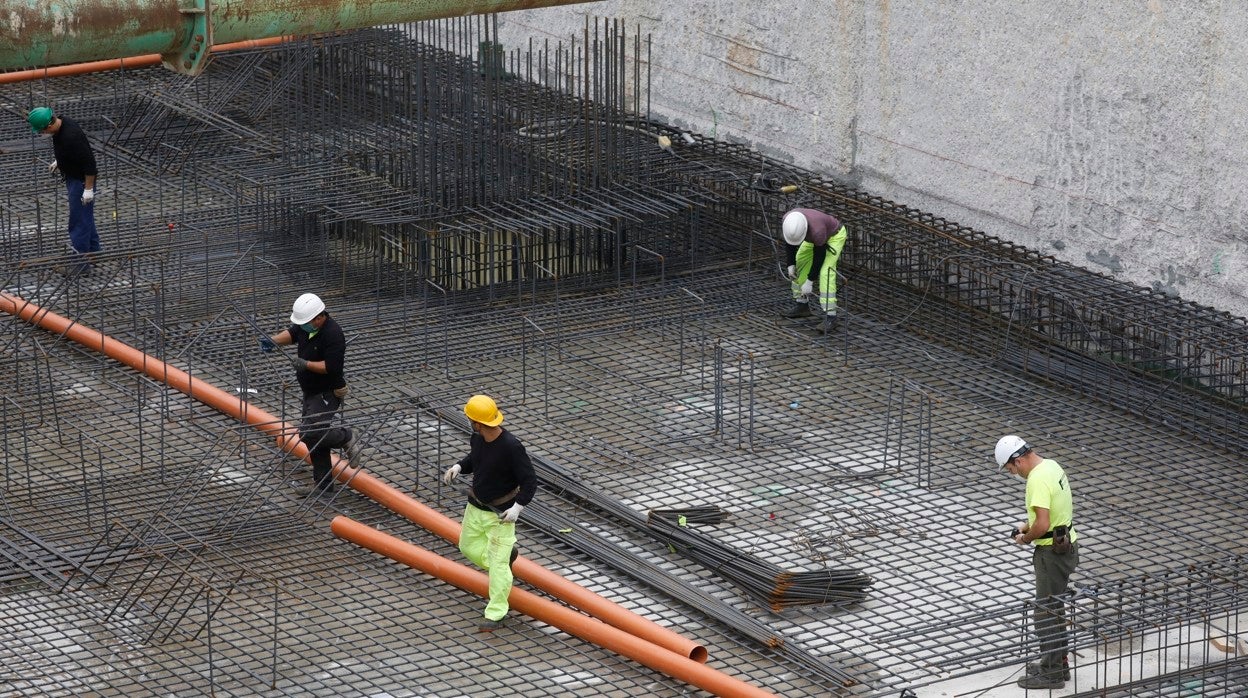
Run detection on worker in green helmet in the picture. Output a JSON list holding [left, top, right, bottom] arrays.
[[28, 107, 100, 276]]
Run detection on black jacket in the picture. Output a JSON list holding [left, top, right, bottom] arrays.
[[288, 315, 347, 397], [52, 117, 98, 182]]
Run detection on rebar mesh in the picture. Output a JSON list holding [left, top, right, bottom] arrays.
[[0, 17, 1245, 697]]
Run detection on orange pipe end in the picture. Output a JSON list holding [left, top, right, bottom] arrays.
[[0, 37, 292, 85], [331, 516, 773, 698]]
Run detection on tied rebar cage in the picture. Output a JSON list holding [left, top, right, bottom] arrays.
[[0, 16, 1246, 698]]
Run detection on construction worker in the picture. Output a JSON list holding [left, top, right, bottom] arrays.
[[259, 293, 358, 496], [996, 435, 1079, 689], [443, 395, 537, 632], [28, 107, 100, 275], [779, 208, 847, 332]]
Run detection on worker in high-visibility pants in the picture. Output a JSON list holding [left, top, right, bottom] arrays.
[[443, 395, 537, 632], [780, 208, 847, 332]]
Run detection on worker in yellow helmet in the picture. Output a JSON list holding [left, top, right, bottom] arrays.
[[444, 395, 537, 631]]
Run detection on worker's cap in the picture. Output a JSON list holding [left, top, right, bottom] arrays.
[[27, 107, 54, 132]]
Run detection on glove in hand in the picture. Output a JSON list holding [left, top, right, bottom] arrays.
[[258, 337, 276, 353], [48, 160, 59, 174], [81, 188, 94, 204], [786, 265, 796, 280], [442, 464, 461, 484], [800, 280, 813, 296], [293, 357, 310, 372], [333, 385, 349, 399], [500, 502, 524, 523]]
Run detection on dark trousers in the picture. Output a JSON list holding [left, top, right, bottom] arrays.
[[299, 392, 351, 489], [1033, 543, 1079, 675], [66, 179, 100, 264]]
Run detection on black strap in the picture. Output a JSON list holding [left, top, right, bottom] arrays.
[[1037, 523, 1074, 540]]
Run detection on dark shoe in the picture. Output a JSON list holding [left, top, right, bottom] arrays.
[[292, 484, 334, 497], [1027, 661, 1070, 681], [821, 315, 839, 333], [1017, 673, 1064, 689], [477, 617, 506, 633], [343, 431, 362, 467], [509, 547, 519, 567], [780, 301, 811, 318]]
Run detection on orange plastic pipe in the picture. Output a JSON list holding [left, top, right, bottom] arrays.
[[0, 37, 291, 84], [0, 291, 707, 663], [331, 516, 776, 698]]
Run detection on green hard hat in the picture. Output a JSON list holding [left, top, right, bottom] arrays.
[[27, 107, 53, 132]]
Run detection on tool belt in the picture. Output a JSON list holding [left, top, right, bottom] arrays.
[[1038, 524, 1074, 555], [468, 486, 520, 511]]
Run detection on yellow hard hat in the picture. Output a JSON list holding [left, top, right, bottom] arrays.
[[464, 394, 503, 427]]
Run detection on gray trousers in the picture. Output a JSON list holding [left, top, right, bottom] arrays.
[[299, 392, 351, 489], [1033, 543, 1079, 674]]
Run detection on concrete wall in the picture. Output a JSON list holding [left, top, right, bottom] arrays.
[[497, 1, 1248, 318]]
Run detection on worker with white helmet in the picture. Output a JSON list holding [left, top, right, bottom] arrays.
[[779, 208, 848, 332], [995, 435, 1079, 689], [443, 394, 537, 632], [259, 293, 359, 495]]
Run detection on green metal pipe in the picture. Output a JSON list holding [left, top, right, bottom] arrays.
[[0, 0, 596, 74]]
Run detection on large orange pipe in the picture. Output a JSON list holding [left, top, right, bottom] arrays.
[[0, 38, 291, 85], [332, 516, 776, 698], [0, 291, 706, 663]]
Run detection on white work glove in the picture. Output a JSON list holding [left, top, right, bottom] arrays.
[[47, 160, 59, 174], [81, 188, 95, 205], [500, 502, 524, 523], [786, 265, 796, 280], [442, 464, 461, 484], [800, 280, 813, 296]]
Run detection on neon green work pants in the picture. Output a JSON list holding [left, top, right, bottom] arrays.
[[459, 503, 517, 621], [791, 225, 848, 314]]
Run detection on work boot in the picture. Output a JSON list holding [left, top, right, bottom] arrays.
[[292, 483, 335, 498], [780, 301, 811, 318], [477, 617, 506, 633], [821, 314, 839, 333], [343, 431, 362, 467], [1027, 661, 1070, 681], [1016, 673, 1064, 689]]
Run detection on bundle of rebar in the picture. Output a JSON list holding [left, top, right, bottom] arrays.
[[646, 513, 872, 612]]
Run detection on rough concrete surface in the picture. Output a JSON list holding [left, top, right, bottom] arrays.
[[498, 1, 1248, 317]]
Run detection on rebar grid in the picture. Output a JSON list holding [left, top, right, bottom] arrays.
[[0, 17, 1245, 698]]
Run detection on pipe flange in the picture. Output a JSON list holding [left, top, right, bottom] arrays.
[[161, 0, 213, 75]]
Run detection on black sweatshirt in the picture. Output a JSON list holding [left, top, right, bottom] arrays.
[[51, 117, 97, 182], [457, 429, 537, 507], [288, 315, 347, 397]]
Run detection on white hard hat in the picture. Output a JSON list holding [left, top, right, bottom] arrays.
[[290, 293, 326, 324], [994, 435, 1031, 469], [782, 211, 808, 246]]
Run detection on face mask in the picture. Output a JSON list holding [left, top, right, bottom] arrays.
[[300, 322, 317, 333]]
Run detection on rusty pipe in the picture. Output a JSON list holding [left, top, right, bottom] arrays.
[[0, 0, 599, 75], [331, 516, 776, 698], [0, 291, 706, 663]]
